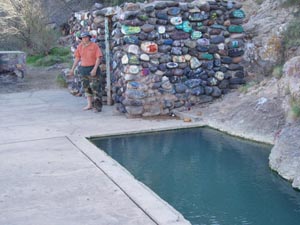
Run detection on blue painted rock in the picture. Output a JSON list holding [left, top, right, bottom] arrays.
[[171, 47, 182, 55], [191, 31, 202, 39], [167, 62, 178, 69], [197, 45, 209, 52], [228, 25, 244, 33], [197, 38, 210, 46], [172, 40, 181, 47], [228, 40, 244, 48], [168, 7, 181, 16], [121, 25, 141, 35], [230, 10, 246, 19], [170, 17, 183, 25], [182, 21, 193, 33], [189, 12, 209, 21], [141, 42, 158, 54], [199, 53, 214, 60], [124, 36, 140, 45], [147, 31, 159, 41], [185, 79, 201, 88], [214, 59, 222, 67]]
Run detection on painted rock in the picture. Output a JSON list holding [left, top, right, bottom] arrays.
[[185, 79, 201, 88], [137, 14, 149, 21], [158, 26, 166, 34], [211, 24, 227, 30], [128, 45, 140, 55], [125, 74, 137, 81], [140, 54, 150, 61], [170, 17, 183, 25], [121, 25, 141, 35], [214, 71, 224, 81], [121, 55, 129, 65], [163, 39, 173, 45], [170, 31, 190, 40], [141, 42, 158, 54], [182, 21, 193, 33], [124, 36, 140, 45], [189, 12, 209, 21], [141, 68, 150, 76], [199, 53, 214, 60], [141, 24, 155, 33], [197, 38, 210, 46], [124, 65, 140, 74], [228, 40, 244, 48], [185, 54, 192, 61], [168, 7, 181, 16], [214, 59, 222, 67], [208, 77, 218, 86], [166, 62, 178, 69], [230, 9, 246, 19], [171, 47, 182, 55], [197, 45, 209, 52], [191, 31, 202, 39], [228, 25, 244, 33], [172, 40, 181, 47], [173, 56, 186, 63], [128, 55, 140, 65], [190, 57, 202, 69]]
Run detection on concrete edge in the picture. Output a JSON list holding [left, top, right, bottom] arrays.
[[68, 135, 192, 225]]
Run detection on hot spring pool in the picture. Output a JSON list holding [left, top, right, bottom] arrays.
[[91, 127, 300, 225]]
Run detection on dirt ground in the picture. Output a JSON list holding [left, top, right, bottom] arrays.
[[0, 65, 67, 94]]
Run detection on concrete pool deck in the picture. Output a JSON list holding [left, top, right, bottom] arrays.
[[0, 89, 202, 225]]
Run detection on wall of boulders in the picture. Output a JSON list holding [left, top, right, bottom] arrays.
[[67, 0, 246, 116]]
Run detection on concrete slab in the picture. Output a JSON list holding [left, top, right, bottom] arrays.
[[0, 89, 196, 225]]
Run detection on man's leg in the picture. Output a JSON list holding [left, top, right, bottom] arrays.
[[81, 76, 93, 110], [90, 76, 102, 112]]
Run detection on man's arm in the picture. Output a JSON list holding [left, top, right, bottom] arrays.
[[69, 57, 80, 77], [90, 56, 102, 76]]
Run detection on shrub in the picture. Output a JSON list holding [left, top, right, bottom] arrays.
[[272, 65, 283, 79], [56, 73, 67, 88], [289, 95, 300, 120], [282, 17, 300, 49]]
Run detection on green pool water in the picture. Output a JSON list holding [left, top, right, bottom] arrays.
[[91, 128, 300, 225]]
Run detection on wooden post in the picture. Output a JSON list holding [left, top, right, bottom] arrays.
[[104, 16, 112, 105]]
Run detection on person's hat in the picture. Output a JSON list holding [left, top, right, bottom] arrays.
[[79, 31, 92, 39]]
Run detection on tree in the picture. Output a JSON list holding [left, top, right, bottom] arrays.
[[0, 0, 59, 54]]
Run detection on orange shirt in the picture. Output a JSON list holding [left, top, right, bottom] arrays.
[[74, 42, 103, 67]]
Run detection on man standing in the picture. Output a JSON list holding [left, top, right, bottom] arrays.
[[69, 31, 103, 112]]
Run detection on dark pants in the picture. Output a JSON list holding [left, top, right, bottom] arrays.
[[79, 66, 102, 110]]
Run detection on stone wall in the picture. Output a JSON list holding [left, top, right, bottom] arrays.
[[68, 0, 246, 116], [0, 51, 26, 78], [112, 0, 246, 116]]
